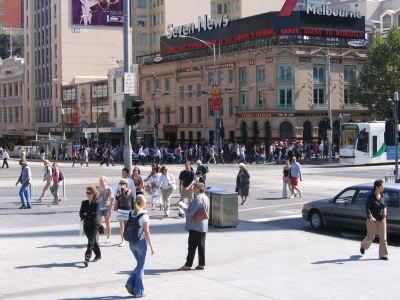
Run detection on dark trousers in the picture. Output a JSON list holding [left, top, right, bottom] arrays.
[[100, 157, 109, 166], [2, 158, 9, 168], [185, 230, 206, 267], [83, 221, 101, 262]]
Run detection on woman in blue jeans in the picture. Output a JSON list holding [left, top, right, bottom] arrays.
[[126, 195, 155, 298]]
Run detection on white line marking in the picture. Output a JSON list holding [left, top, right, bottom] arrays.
[[239, 202, 308, 212], [249, 214, 302, 223]]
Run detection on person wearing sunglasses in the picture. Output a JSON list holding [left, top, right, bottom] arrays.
[[79, 186, 101, 267], [132, 168, 145, 197], [115, 179, 134, 247]]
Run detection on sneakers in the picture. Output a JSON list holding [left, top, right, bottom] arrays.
[[19, 205, 27, 209], [93, 256, 101, 262], [360, 247, 365, 255], [105, 238, 111, 244], [119, 241, 126, 247], [177, 265, 191, 271], [195, 265, 205, 270], [289, 194, 295, 199], [380, 256, 389, 261]]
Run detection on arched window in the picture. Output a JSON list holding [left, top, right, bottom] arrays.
[[318, 118, 330, 142], [303, 121, 312, 144], [383, 14, 392, 28], [241, 121, 248, 145], [280, 121, 293, 140], [253, 121, 259, 140], [265, 121, 272, 145]]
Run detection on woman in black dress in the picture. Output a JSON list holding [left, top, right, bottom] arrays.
[[79, 186, 101, 267]]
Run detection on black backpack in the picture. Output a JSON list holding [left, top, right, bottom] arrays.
[[53, 167, 63, 181], [123, 212, 145, 243]]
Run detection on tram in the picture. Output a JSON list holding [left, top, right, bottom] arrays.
[[339, 122, 389, 165]]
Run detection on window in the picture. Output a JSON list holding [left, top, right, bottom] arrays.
[[335, 189, 356, 204], [113, 78, 117, 93], [138, 0, 146, 9], [137, 15, 147, 27], [113, 102, 117, 118], [256, 65, 265, 84], [208, 98, 214, 117], [277, 65, 294, 82], [196, 106, 201, 123], [344, 66, 356, 82], [353, 190, 371, 206], [188, 85, 193, 98], [239, 91, 247, 109], [146, 80, 151, 95], [217, 4, 223, 14], [313, 88, 325, 105], [188, 107, 193, 123], [179, 85, 184, 99], [228, 70, 234, 84], [278, 89, 294, 109], [196, 84, 202, 97], [146, 109, 151, 125], [180, 131, 185, 144], [165, 78, 170, 93], [207, 72, 214, 86], [344, 88, 355, 106], [179, 107, 184, 123], [383, 191, 400, 208], [189, 131, 193, 143], [165, 108, 170, 124], [383, 14, 392, 28], [239, 67, 247, 85], [356, 130, 369, 153], [313, 65, 325, 82], [155, 108, 160, 124], [197, 131, 201, 145], [229, 97, 233, 116]]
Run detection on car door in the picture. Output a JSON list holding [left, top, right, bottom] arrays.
[[346, 189, 371, 230], [324, 189, 357, 227], [382, 190, 400, 235]]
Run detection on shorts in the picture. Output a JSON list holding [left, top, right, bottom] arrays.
[[290, 177, 299, 187], [99, 209, 109, 217]]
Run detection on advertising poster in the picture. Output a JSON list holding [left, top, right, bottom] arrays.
[[72, 0, 124, 26]]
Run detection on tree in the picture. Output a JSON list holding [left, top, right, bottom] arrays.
[[351, 26, 400, 119]]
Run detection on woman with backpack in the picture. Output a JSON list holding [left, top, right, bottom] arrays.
[[125, 195, 155, 298]]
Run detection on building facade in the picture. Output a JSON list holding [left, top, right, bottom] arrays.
[[138, 8, 369, 147], [0, 0, 24, 28], [24, 0, 124, 139], [0, 56, 32, 145]]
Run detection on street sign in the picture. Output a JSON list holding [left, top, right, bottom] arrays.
[[386, 146, 400, 160], [124, 72, 136, 95], [211, 85, 220, 112]]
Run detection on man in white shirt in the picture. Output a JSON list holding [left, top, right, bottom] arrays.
[[2, 149, 10, 168], [112, 168, 136, 200]]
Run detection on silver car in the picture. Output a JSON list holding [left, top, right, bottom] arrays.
[[302, 183, 400, 235]]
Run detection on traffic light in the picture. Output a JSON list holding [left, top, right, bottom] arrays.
[[125, 96, 144, 126]]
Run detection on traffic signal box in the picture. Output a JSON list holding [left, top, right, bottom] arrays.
[[125, 96, 145, 126]]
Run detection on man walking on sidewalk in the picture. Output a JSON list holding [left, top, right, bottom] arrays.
[[51, 162, 62, 205], [289, 157, 303, 199], [16, 160, 32, 209], [2, 148, 9, 168]]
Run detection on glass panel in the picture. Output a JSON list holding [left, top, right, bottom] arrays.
[[356, 131, 369, 153], [353, 190, 371, 205], [335, 189, 356, 203], [383, 191, 400, 208]]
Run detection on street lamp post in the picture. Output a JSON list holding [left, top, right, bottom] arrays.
[[152, 72, 158, 149], [180, 36, 219, 150], [326, 50, 333, 163]]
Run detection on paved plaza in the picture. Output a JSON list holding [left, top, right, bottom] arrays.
[[0, 160, 398, 299]]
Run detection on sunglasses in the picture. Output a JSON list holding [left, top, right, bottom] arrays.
[[193, 185, 200, 188], [86, 192, 93, 195]]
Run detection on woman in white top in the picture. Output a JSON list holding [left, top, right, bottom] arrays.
[[97, 176, 113, 243], [159, 165, 176, 217], [147, 165, 161, 210]]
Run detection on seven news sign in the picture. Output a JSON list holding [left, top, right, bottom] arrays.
[[167, 14, 230, 39]]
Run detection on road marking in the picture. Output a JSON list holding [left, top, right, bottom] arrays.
[[239, 202, 308, 212], [249, 214, 302, 223]]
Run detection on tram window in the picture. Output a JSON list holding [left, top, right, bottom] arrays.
[[342, 129, 357, 146], [357, 131, 369, 153], [373, 136, 377, 156]]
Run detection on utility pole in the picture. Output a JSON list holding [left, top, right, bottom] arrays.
[[327, 50, 333, 163], [394, 92, 399, 181], [152, 73, 158, 149], [123, 0, 132, 172]]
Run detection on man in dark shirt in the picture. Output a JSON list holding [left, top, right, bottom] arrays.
[[179, 161, 195, 205]]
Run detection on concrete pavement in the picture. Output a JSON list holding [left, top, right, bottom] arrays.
[[0, 216, 398, 300]]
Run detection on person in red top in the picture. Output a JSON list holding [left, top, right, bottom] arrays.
[[51, 162, 61, 205]]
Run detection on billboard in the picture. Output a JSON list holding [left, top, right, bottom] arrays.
[[72, 0, 124, 26]]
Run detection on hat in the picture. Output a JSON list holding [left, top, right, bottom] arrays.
[[239, 163, 246, 169]]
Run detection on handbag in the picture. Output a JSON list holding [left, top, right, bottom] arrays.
[[113, 199, 119, 211], [193, 197, 209, 223], [98, 224, 104, 235]]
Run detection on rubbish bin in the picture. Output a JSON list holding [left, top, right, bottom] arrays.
[[205, 187, 224, 225], [211, 192, 239, 228]]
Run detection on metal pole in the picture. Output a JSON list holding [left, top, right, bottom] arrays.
[[123, 0, 132, 172], [96, 84, 99, 143], [213, 44, 219, 151], [152, 73, 157, 149], [327, 50, 333, 163], [394, 93, 399, 181]]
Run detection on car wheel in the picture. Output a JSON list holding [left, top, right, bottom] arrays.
[[310, 210, 324, 230]]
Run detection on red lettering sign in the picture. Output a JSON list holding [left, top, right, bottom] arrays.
[[211, 85, 220, 112]]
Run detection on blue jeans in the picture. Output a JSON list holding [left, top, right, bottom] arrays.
[[126, 239, 147, 296], [19, 184, 31, 207]]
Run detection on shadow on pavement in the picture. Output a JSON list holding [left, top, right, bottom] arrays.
[[15, 262, 82, 269], [256, 197, 284, 201], [60, 297, 132, 300], [37, 244, 86, 249], [311, 255, 380, 264], [117, 268, 177, 276]]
